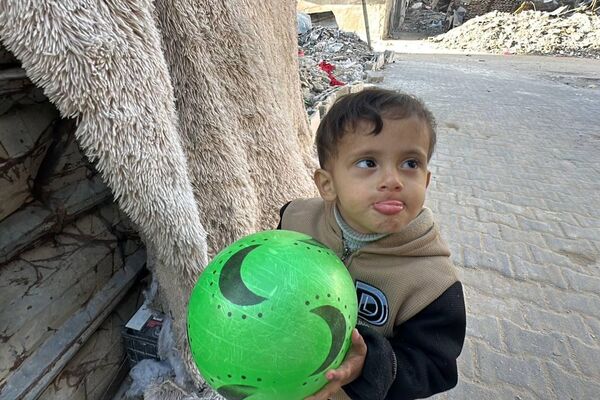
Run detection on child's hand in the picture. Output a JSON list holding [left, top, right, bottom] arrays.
[[304, 328, 367, 400]]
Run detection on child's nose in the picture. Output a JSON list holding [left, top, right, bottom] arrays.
[[378, 170, 403, 191]]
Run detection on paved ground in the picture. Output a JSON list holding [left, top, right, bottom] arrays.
[[379, 53, 600, 399]]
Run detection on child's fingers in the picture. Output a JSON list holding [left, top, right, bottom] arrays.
[[352, 329, 367, 354], [304, 380, 342, 400]]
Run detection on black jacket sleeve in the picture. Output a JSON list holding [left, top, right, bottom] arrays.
[[276, 201, 291, 229], [343, 282, 466, 400]]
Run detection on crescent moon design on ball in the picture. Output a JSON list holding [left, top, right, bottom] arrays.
[[219, 244, 267, 306], [309, 305, 347, 376], [217, 384, 258, 400]]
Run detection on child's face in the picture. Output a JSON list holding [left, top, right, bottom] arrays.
[[315, 116, 431, 234]]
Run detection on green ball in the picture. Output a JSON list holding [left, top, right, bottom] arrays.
[[187, 230, 358, 400]]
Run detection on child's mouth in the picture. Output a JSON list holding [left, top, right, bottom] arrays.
[[373, 200, 405, 215]]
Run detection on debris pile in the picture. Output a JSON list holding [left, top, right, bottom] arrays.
[[429, 9, 600, 58], [298, 26, 378, 113], [400, 3, 447, 35]]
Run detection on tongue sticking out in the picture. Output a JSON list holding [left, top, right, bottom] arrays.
[[373, 201, 405, 215]]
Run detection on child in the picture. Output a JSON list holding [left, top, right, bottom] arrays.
[[278, 88, 466, 400]]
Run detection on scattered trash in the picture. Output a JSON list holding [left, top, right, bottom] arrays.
[[297, 12, 312, 34], [298, 25, 382, 113]]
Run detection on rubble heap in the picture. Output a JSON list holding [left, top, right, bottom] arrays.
[[400, 4, 447, 35], [429, 9, 600, 58], [298, 26, 377, 113]]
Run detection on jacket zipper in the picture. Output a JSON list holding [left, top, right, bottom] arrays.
[[341, 245, 352, 263]]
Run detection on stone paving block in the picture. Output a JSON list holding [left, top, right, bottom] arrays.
[[461, 286, 528, 326], [561, 268, 600, 295], [467, 314, 503, 350], [475, 342, 546, 398], [528, 244, 575, 269], [457, 338, 477, 380], [444, 379, 502, 400], [542, 236, 598, 269], [437, 200, 478, 219], [507, 193, 550, 209], [510, 255, 568, 289], [572, 213, 600, 230], [582, 316, 600, 343], [472, 187, 510, 203], [468, 248, 514, 278], [531, 207, 580, 227], [482, 236, 531, 262], [546, 361, 600, 400], [498, 225, 546, 247], [486, 198, 534, 219], [567, 336, 600, 379], [559, 222, 600, 242], [516, 215, 564, 237], [521, 304, 596, 347], [453, 230, 483, 251], [477, 208, 519, 229], [545, 289, 600, 320], [458, 194, 489, 210], [500, 320, 575, 373]]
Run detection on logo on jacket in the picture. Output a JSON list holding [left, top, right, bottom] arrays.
[[356, 280, 388, 326]]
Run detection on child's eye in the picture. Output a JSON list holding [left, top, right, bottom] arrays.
[[401, 159, 419, 169], [356, 159, 377, 168]]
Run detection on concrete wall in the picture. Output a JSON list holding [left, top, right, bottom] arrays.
[[298, 0, 394, 42]]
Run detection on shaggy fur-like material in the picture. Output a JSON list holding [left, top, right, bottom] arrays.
[[0, 0, 316, 397], [155, 0, 317, 257], [0, 0, 207, 392]]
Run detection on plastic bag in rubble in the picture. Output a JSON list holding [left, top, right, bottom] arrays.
[[126, 359, 173, 398], [297, 12, 312, 34]]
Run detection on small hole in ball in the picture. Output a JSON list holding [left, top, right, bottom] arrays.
[[294, 243, 298, 245], [327, 293, 331, 297], [317, 250, 322, 253], [257, 378, 262, 382], [242, 314, 247, 319], [338, 297, 341, 301], [241, 375, 246, 380], [217, 304, 221, 309], [315, 295, 320, 300], [228, 374, 232, 378], [305, 301, 310, 306], [258, 313, 263, 318], [209, 282, 213, 286], [227, 312, 232, 317], [302, 382, 307, 386]]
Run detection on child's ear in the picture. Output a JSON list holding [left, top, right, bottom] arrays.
[[314, 169, 337, 202], [426, 170, 432, 188]]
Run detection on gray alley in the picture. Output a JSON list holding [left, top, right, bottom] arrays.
[[380, 54, 600, 399]]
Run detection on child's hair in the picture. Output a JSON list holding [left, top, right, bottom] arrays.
[[315, 88, 437, 168]]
